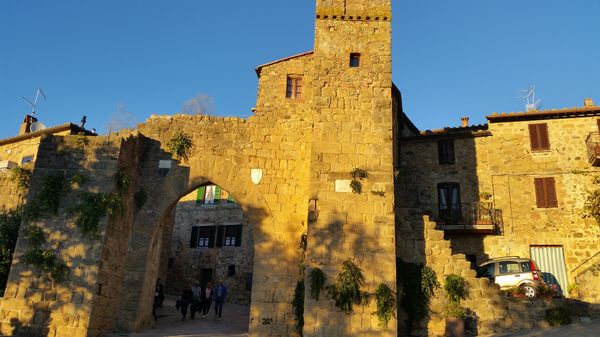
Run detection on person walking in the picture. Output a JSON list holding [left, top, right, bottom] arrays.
[[190, 281, 201, 319], [180, 285, 193, 321], [156, 278, 165, 307], [214, 280, 227, 320], [202, 282, 213, 318]]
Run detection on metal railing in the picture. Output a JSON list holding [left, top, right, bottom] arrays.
[[585, 132, 600, 165], [422, 202, 503, 234]]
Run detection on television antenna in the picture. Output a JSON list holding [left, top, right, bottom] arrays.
[[518, 85, 541, 112], [22, 88, 47, 115]]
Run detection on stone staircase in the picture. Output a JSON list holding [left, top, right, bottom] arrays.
[[419, 215, 556, 336]]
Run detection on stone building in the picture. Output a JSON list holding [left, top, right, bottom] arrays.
[[397, 99, 600, 302], [163, 185, 253, 305]]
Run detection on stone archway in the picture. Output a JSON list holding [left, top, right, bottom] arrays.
[[116, 152, 280, 333]]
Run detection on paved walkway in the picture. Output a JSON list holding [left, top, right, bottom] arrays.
[[491, 317, 600, 337], [110, 298, 249, 337]]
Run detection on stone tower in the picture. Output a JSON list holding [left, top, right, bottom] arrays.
[[305, 0, 396, 336]]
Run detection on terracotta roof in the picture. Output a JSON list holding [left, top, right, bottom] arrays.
[[400, 124, 490, 142], [255, 51, 314, 76], [0, 123, 91, 146], [487, 105, 600, 123]]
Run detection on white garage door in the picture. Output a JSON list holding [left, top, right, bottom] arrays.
[[530, 246, 568, 297]]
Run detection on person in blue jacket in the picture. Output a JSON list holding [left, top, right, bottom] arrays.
[[213, 280, 228, 320]]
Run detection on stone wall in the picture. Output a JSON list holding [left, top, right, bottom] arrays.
[[0, 133, 126, 337]]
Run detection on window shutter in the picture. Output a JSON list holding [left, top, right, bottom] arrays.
[[534, 178, 546, 208], [597, 119, 600, 133], [216, 225, 224, 247], [448, 141, 455, 164], [196, 186, 205, 204], [295, 78, 302, 98], [539, 124, 550, 150], [208, 226, 217, 248], [529, 125, 541, 151], [286, 77, 293, 98], [234, 225, 242, 247], [545, 178, 558, 207], [190, 227, 199, 248], [214, 186, 222, 203], [438, 141, 446, 164]]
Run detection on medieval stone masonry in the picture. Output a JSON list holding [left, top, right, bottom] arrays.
[[0, 0, 598, 337]]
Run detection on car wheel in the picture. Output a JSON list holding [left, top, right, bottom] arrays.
[[521, 284, 537, 298]]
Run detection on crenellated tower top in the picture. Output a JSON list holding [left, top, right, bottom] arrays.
[[316, 0, 391, 20]]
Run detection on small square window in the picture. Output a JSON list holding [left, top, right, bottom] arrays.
[[350, 53, 361, 67]]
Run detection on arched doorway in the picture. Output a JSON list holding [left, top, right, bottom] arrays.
[[115, 153, 277, 333]]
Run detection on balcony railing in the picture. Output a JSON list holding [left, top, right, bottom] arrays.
[[423, 202, 503, 235], [586, 132, 600, 166]]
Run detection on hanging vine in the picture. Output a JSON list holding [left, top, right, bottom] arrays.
[[327, 259, 369, 313], [309, 268, 326, 300], [10, 167, 32, 190], [22, 225, 68, 282], [374, 283, 397, 327]]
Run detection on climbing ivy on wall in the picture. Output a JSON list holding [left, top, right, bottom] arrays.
[[68, 192, 124, 237], [583, 176, 600, 226], [10, 167, 32, 190], [0, 207, 22, 295], [22, 225, 68, 282], [373, 283, 397, 327], [24, 172, 67, 219]]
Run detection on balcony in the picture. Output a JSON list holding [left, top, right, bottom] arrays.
[[586, 132, 600, 166], [424, 202, 503, 235]]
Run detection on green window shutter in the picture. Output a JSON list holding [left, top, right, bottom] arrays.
[[190, 227, 199, 248], [216, 226, 224, 248], [234, 225, 242, 247], [214, 186, 222, 203], [196, 186, 205, 204], [208, 226, 217, 248]]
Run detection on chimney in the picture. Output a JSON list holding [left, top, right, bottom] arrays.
[[460, 117, 469, 128], [18, 115, 38, 136], [584, 98, 595, 107]]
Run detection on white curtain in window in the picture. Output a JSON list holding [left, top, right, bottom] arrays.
[[205, 185, 216, 204]]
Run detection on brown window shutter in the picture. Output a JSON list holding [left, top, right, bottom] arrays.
[[539, 124, 550, 150], [545, 177, 558, 207], [534, 178, 546, 208], [529, 124, 540, 150], [597, 119, 600, 133]]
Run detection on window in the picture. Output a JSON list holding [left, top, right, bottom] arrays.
[[499, 261, 520, 274], [228, 265, 236, 277], [223, 225, 242, 247], [286, 76, 302, 99], [189, 226, 216, 248], [245, 273, 253, 291], [195, 185, 235, 204], [350, 53, 361, 67], [21, 155, 34, 165], [529, 123, 550, 151], [437, 182, 461, 222], [534, 177, 558, 208], [438, 139, 455, 164]]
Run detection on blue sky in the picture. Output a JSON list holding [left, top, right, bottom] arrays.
[[1, 0, 599, 139]]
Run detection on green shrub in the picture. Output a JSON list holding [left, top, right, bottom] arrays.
[[397, 260, 440, 333], [443, 274, 469, 318], [167, 131, 194, 161], [546, 307, 571, 326]]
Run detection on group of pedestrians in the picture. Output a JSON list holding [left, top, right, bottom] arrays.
[[177, 280, 228, 321], [152, 278, 228, 322]]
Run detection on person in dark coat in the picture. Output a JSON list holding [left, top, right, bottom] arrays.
[[180, 285, 194, 321], [213, 280, 227, 320]]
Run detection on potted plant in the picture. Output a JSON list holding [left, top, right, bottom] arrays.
[[443, 274, 469, 337]]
